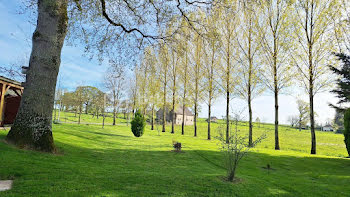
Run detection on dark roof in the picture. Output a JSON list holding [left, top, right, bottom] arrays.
[[0, 75, 22, 86], [157, 107, 194, 116], [173, 106, 193, 116], [324, 125, 333, 127]]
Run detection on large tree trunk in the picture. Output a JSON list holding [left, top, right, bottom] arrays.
[[7, 0, 68, 152]]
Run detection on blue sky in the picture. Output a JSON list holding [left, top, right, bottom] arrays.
[[0, 1, 339, 125]]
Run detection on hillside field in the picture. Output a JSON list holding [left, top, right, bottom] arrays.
[[0, 112, 349, 196]]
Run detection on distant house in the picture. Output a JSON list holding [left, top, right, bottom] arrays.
[[156, 107, 194, 125], [322, 125, 334, 132], [0, 76, 23, 126], [206, 116, 218, 123]]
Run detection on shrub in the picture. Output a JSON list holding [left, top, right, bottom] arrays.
[[131, 110, 146, 137], [173, 141, 182, 152], [343, 109, 350, 157]]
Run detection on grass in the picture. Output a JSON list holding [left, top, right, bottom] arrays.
[[0, 112, 349, 196]]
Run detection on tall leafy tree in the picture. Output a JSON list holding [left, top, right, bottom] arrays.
[[190, 23, 205, 137], [203, 10, 221, 140], [259, 0, 294, 150], [217, 1, 239, 143], [296, 99, 310, 131], [178, 19, 191, 135], [236, 1, 265, 147], [159, 42, 170, 133], [169, 43, 180, 134], [7, 0, 214, 152], [104, 62, 125, 126], [292, 0, 340, 154]]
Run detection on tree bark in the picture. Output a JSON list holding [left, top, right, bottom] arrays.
[[6, 0, 68, 152]]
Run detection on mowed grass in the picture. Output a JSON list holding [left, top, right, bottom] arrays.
[[0, 113, 349, 196]]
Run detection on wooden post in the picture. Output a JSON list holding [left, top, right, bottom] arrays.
[[0, 83, 7, 126]]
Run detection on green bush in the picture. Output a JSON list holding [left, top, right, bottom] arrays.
[[343, 109, 350, 157], [131, 110, 146, 137]]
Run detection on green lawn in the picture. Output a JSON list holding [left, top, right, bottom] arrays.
[[0, 114, 349, 196]]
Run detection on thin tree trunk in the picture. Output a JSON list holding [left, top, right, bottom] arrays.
[[182, 104, 185, 135], [248, 25, 253, 147], [171, 71, 176, 134], [182, 52, 188, 135], [151, 104, 154, 130], [226, 91, 229, 144], [194, 101, 197, 137], [309, 69, 316, 154], [78, 105, 82, 124], [113, 106, 116, 126], [6, 0, 68, 152], [272, 33, 280, 150], [162, 82, 166, 133], [248, 94, 253, 147], [113, 91, 116, 125], [171, 98, 175, 134], [208, 98, 212, 140], [274, 89, 279, 150]]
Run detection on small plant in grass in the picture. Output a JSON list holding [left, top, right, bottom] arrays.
[[343, 109, 350, 157], [216, 113, 265, 182], [131, 110, 146, 137], [172, 141, 182, 152]]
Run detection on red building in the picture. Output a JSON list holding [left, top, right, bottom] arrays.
[[0, 76, 23, 126]]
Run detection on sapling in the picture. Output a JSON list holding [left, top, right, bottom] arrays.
[[216, 113, 265, 182]]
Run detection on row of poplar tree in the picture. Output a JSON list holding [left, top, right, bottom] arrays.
[[131, 0, 349, 155]]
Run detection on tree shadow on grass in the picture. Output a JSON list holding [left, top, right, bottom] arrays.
[[1, 137, 350, 197]]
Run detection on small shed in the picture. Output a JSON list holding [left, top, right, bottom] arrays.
[[0, 76, 23, 126], [322, 125, 334, 132], [206, 116, 218, 123]]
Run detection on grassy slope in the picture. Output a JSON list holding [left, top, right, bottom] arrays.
[[0, 113, 349, 197]]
